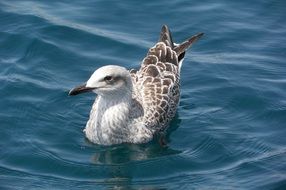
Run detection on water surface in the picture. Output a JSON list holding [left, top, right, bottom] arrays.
[[1, 0, 286, 189]]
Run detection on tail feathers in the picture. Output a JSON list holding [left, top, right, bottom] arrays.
[[158, 25, 204, 62], [174, 32, 204, 55], [159, 25, 174, 49]]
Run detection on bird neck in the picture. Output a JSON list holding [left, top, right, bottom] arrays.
[[100, 88, 132, 105], [100, 95, 131, 108], [98, 94, 132, 126]]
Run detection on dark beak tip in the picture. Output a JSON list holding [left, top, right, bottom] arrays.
[[68, 84, 95, 96], [68, 90, 75, 96], [68, 88, 76, 96], [68, 86, 83, 96]]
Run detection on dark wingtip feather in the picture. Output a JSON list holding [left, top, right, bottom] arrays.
[[188, 32, 204, 44], [159, 25, 174, 49], [174, 32, 204, 55]]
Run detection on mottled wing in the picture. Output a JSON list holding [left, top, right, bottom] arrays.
[[131, 26, 179, 131], [131, 25, 203, 131]]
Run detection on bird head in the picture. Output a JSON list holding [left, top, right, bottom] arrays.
[[69, 65, 132, 97]]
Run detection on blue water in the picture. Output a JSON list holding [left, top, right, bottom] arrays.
[[1, 0, 286, 189]]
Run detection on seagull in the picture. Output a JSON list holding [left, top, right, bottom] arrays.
[[69, 25, 203, 145]]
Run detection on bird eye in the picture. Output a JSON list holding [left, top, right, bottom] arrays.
[[104, 76, 113, 82]]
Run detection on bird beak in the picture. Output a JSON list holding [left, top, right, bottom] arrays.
[[68, 83, 95, 96]]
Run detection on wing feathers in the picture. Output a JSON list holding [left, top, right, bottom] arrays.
[[130, 25, 203, 131], [159, 25, 174, 49], [174, 32, 204, 55]]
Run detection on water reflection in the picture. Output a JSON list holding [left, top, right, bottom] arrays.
[[91, 143, 181, 165], [90, 144, 179, 189]]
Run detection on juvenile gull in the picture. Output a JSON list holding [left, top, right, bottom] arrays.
[[69, 25, 203, 145]]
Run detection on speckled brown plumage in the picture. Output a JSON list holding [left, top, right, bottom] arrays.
[[130, 25, 203, 132]]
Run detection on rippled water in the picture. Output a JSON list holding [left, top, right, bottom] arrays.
[[1, 0, 286, 189]]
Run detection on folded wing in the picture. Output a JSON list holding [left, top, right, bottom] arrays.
[[130, 25, 203, 131]]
